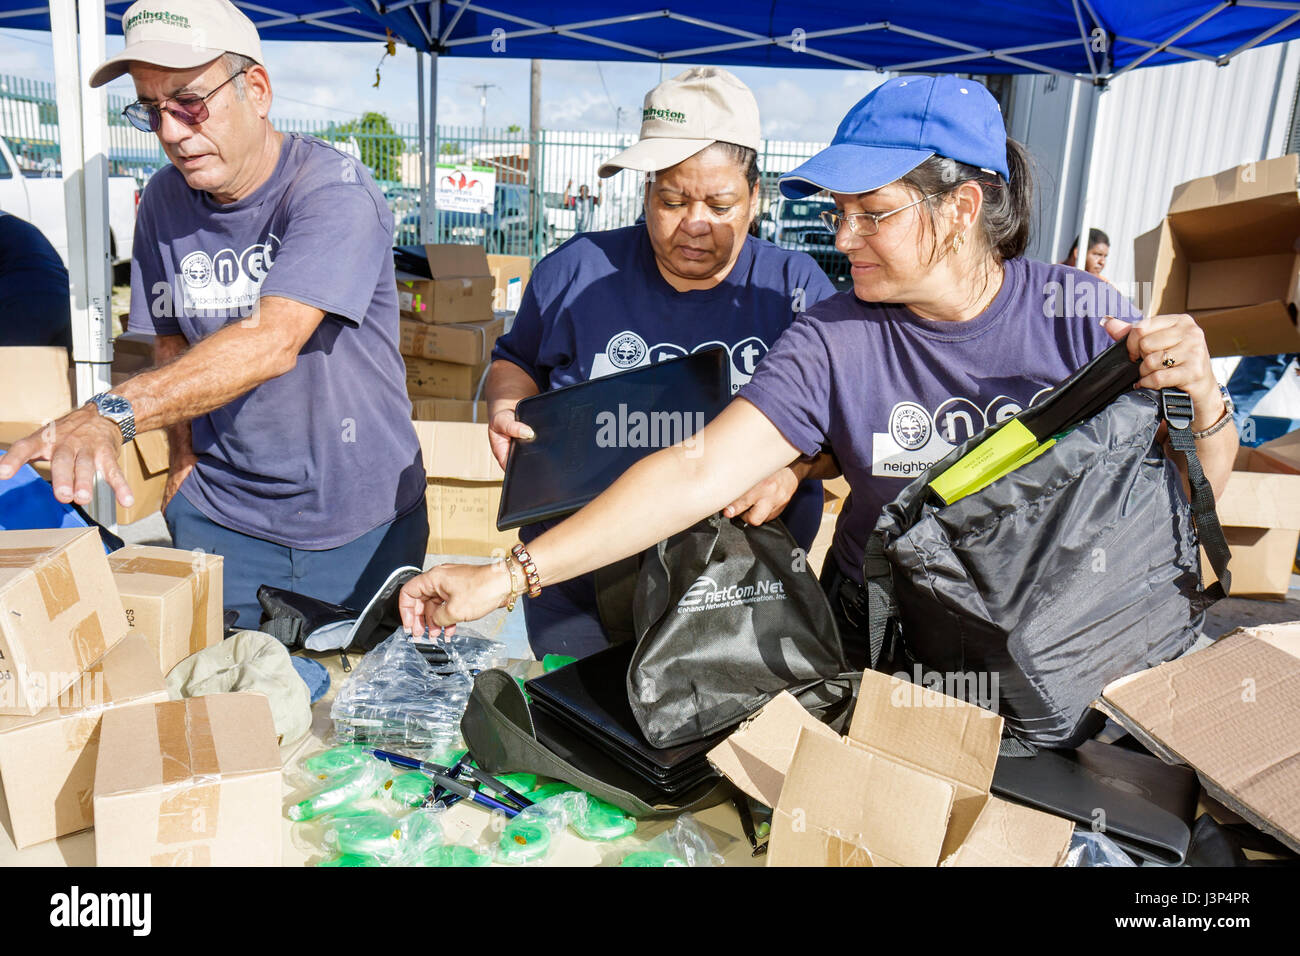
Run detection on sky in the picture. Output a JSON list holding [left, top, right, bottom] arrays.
[[0, 26, 886, 142]]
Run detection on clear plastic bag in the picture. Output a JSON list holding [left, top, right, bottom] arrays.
[[331, 628, 505, 750], [1064, 829, 1137, 867], [620, 814, 723, 867], [286, 758, 395, 822]]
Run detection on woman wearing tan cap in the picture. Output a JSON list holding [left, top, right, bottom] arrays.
[[484, 66, 839, 659]]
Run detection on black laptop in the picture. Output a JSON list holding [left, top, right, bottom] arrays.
[[525, 641, 729, 796]]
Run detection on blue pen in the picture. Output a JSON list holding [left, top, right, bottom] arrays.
[[363, 748, 520, 818]]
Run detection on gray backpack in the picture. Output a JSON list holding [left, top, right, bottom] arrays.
[[866, 341, 1232, 749]]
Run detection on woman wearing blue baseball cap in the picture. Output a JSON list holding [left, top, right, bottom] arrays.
[[401, 75, 1238, 669]]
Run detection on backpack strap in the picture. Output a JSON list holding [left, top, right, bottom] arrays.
[[1160, 389, 1232, 600]]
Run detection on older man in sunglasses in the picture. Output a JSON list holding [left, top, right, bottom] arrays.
[[0, 0, 427, 629]]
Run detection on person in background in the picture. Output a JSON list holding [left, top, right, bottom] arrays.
[[1061, 227, 1111, 281], [563, 180, 602, 233], [0, 212, 71, 350], [485, 66, 837, 659], [0, 0, 426, 628], [401, 75, 1237, 669]]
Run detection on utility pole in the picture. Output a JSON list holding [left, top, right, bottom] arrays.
[[615, 105, 627, 136], [473, 82, 499, 141]]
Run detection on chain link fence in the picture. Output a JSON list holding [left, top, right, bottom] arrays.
[[0, 72, 841, 276]]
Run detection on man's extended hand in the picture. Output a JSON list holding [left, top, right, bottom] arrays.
[[722, 464, 800, 526], [0, 406, 134, 507]]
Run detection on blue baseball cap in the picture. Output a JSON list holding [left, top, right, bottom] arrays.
[[779, 75, 1009, 200]]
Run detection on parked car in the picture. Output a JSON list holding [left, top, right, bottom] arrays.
[[0, 136, 137, 268], [765, 195, 850, 288]]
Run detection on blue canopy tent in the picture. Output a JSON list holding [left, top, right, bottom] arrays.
[[4, 0, 1300, 522]]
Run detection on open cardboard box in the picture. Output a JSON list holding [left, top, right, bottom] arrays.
[[1250, 427, 1300, 475], [413, 420, 514, 557], [1203, 446, 1300, 598], [708, 670, 1075, 866], [397, 244, 495, 325], [1136, 154, 1300, 356], [1098, 621, 1300, 855]]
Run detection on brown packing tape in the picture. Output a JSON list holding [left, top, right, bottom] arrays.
[[151, 845, 213, 866], [0, 546, 59, 568], [154, 697, 222, 845], [155, 697, 222, 784], [69, 612, 108, 671], [111, 556, 210, 653], [157, 783, 220, 845], [36, 552, 80, 620]]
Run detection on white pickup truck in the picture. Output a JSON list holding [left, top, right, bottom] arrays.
[[0, 135, 137, 267]]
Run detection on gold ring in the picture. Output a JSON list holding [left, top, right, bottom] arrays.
[[1162, 353, 1176, 368]]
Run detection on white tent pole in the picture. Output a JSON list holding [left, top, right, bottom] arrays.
[[50, 0, 114, 523], [416, 49, 427, 242], [428, 1, 439, 244], [1070, 82, 1106, 297]]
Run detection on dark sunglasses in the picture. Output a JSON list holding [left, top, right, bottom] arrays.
[[122, 69, 246, 133]]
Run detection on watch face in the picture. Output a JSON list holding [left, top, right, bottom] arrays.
[[99, 395, 131, 416]]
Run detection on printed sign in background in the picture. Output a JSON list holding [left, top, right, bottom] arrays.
[[435, 163, 496, 215]]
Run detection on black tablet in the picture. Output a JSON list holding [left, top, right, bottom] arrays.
[[496, 346, 732, 530]]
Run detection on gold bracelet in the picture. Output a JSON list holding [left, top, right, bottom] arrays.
[[501, 554, 524, 612]]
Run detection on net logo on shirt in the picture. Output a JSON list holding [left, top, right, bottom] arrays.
[[873, 388, 1054, 479], [592, 331, 770, 393], [175, 234, 281, 317]]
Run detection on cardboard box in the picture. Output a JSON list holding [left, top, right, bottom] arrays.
[[116, 429, 170, 525], [397, 244, 494, 325], [0, 528, 130, 716], [111, 331, 156, 376], [1138, 155, 1300, 356], [0, 347, 72, 423], [93, 693, 282, 866], [108, 546, 225, 676], [414, 420, 513, 557], [410, 398, 488, 423], [399, 315, 503, 366], [1099, 622, 1300, 854], [0, 633, 167, 848], [405, 356, 488, 400], [1252, 427, 1300, 475], [485, 253, 531, 312], [708, 672, 1075, 866], [1202, 448, 1300, 598]]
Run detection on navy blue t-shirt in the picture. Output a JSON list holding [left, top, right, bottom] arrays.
[[493, 225, 836, 613], [0, 213, 71, 350]]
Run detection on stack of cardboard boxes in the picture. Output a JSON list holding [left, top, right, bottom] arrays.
[[1137, 154, 1300, 597], [399, 246, 531, 558], [398, 244, 500, 418], [0, 527, 279, 865], [0, 345, 170, 526]]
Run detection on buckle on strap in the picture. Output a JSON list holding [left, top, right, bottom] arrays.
[[1161, 389, 1194, 430]]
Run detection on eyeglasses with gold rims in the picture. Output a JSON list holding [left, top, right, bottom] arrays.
[[122, 69, 247, 134]]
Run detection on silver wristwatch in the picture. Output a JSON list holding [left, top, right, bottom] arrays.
[[87, 392, 136, 442]]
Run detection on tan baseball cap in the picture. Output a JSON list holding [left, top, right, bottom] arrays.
[[597, 66, 761, 178], [89, 0, 263, 89]]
